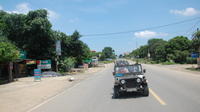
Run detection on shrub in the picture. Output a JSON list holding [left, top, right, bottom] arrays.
[[186, 57, 197, 64], [58, 57, 76, 72]]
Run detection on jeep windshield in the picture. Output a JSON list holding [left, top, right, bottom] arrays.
[[115, 65, 142, 73]]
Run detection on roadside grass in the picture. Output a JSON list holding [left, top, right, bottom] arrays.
[[130, 58, 177, 65], [186, 67, 200, 72], [161, 61, 176, 65]]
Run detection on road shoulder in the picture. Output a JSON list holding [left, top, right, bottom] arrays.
[[0, 64, 112, 112]]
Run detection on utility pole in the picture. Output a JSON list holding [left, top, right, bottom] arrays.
[[8, 62, 13, 82], [55, 40, 61, 72]]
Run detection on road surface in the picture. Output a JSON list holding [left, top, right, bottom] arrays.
[[29, 64, 200, 112]]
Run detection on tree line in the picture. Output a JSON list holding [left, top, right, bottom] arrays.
[[0, 9, 116, 72], [127, 32, 200, 64], [0, 9, 93, 71]]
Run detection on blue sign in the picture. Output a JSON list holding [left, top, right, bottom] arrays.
[[115, 73, 124, 77], [191, 53, 199, 58], [34, 69, 41, 81]]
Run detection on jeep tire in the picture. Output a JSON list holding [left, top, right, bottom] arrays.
[[113, 86, 120, 98], [143, 86, 149, 96]]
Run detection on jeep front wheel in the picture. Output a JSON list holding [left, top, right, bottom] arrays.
[[143, 86, 149, 96], [113, 86, 120, 98]]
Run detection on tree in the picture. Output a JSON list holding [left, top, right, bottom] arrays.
[[0, 9, 92, 69], [24, 9, 55, 59], [55, 30, 91, 65], [100, 47, 116, 60], [1, 13, 26, 48], [0, 37, 19, 62], [148, 38, 167, 61], [166, 36, 191, 63], [154, 43, 167, 62], [0, 9, 55, 60], [192, 30, 200, 53]]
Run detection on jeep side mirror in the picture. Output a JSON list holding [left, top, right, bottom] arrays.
[[113, 72, 115, 76], [143, 69, 146, 73]]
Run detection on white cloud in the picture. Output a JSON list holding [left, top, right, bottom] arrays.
[[170, 8, 200, 16], [6, 3, 31, 14], [46, 9, 59, 20], [134, 30, 168, 38], [5, 3, 59, 20], [16, 3, 31, 13], [0, 5, 3, 10]]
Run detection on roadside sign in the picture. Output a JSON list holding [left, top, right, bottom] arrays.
[[34, 69, 41, 81], [37, 60, 51, 69], [56, 40, 61, 56], [19, 51, 27, 59], [191, 53, 199, 58]]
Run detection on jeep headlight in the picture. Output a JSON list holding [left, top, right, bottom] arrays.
[[121, 80, 126, 84], [136, 78, 141, 83]]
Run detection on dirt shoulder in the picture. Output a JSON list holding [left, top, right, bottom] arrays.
[[146, 64, 199, 75], [0, 64, 112, 112], [128, 59, 199, 75]]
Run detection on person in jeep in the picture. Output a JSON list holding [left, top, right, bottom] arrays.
[[113, 64, 149, 98]]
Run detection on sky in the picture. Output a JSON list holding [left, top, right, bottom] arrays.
[[0, 0, 200, 55]]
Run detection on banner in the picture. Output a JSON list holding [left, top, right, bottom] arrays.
[[37, 60, 51, 69]]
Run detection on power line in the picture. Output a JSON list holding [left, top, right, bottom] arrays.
[[184, 20, 200, 37], [82, 16, 200, 37]]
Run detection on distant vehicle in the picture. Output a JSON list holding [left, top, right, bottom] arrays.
[[105, 58, 113, 61], [113, 64, 149, 98], [91, 57, 98, 67], [114, 59, 129, 67]]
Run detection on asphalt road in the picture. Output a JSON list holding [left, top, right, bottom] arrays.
[[29, 64, 200, 112]]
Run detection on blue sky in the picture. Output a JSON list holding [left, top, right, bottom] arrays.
[[0, 0, 200, 55]]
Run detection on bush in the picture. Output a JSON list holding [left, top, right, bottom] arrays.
[[161, 61, 176, 65], [58, 57, 76, 72], [186, 57, 197, 64]]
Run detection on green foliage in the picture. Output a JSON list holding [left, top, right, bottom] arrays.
[[52, 30, 92, 66], [91, 51, 101, 58], [148, 38, 167, 62], [166, 36, 191, 63], [0, 9, 92, 70], [25, 9, 54, 59], [58, 57, 76, 72], [0, 37, 19, 62], [100, 47, 116, 60], [0, 9, 55, 60], [161, 61, 176, 65], [131, 45, 148, 58], [186, 57, 197, 64], [130, 36, 193, 64]]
